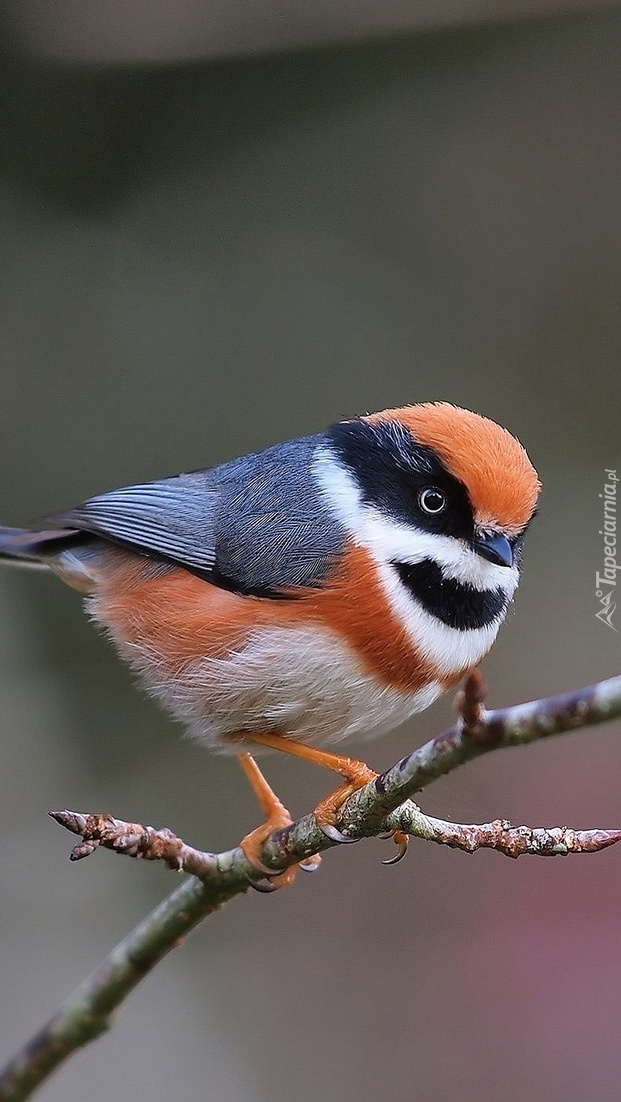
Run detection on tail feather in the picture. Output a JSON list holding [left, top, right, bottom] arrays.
[[0, 526, 80, 569], [0, 526, 103, 593]]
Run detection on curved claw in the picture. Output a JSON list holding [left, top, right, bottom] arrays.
[[299, 854, 322, 873], [318, 822, 360, 844], [381, 832, 409, 866]]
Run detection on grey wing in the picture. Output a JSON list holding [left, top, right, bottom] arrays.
[[49, 471, 219, 574], [47, 434, 347, 594]]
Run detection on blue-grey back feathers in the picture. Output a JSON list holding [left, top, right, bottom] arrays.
[[46, 434, 347, 595], [53, 476, 219, 572]]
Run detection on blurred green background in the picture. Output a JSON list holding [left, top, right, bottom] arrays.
[[2, 7, 621, 1101]]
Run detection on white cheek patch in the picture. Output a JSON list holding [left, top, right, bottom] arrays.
[[375, 561, 502, 676], [313, 447, 518, 676], [312, 447, 519, 597]]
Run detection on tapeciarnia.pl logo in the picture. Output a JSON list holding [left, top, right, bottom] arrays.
[[595, 469, 618, 631]]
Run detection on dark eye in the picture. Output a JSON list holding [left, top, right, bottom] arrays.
[[419, 487, 447, 515]]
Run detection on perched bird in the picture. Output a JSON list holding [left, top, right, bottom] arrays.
[[0, 403, 539, 882]]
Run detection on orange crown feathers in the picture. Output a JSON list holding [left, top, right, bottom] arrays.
[[366, 403, 541, 533]]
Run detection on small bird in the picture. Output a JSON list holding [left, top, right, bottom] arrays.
[[0, 404, 540, 882]]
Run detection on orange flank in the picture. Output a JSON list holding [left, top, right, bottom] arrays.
[[90, 541, 437, 695]]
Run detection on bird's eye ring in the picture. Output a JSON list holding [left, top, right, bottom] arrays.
[[419, 487, 447, 514]]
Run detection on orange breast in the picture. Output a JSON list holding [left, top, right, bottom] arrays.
[[89, 543, 436, 695]]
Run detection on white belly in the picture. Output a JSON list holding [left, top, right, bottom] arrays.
[[131, 624, 442, 753]]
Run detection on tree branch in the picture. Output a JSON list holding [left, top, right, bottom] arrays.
[[388, 805, 621, 858], [0, 876, 241, 1102], [1, 671, 621, 1102]]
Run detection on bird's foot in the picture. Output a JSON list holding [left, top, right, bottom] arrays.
[[238, 753, 321, 890], [240, 812, 322, 891], [239, 735, 409, 871], [314, 759, 409, 863], [313, 757, 377, 844], [378, 829, 409, 864]]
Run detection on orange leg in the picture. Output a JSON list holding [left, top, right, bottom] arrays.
[[244, 732, 409, 861], [241, 736, 378, 837], [237, 753, 321, 890], [244, 731, 375, 826]]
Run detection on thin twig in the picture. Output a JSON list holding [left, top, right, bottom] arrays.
[[1, 671, 621, 1102], [49, 801, 621, 875], [386, 803, 621, 857], [48, 811, 220, 877]]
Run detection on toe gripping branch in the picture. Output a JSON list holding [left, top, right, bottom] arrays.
[[239, 733, 410, 887]]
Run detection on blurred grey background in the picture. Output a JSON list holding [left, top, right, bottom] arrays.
[[1, 4, 621, 1101]]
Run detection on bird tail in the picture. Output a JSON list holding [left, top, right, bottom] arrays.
[[0, 526, 49, 568], [0, 525, 102, 593], [0, 526, 79, 569]]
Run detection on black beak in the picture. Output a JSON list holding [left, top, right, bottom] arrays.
[[473, 532, 513, 568]]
